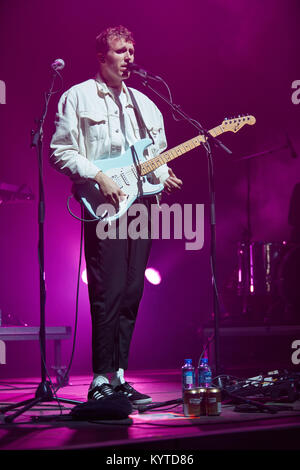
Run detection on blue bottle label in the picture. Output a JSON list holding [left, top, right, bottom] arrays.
[[198, 369, 212, 386], [183, 371, 194, 385]]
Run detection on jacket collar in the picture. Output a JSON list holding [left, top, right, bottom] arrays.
[[94, 73, 133, 107]]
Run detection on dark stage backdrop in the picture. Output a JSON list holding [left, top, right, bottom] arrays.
[[0, 0, 299, 378]]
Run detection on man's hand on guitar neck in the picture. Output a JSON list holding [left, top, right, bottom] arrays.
[[163, 168, 183, 194], [94, 170, 127, 209]]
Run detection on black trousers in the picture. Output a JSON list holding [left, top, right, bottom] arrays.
[[84, 198, 153, 374]]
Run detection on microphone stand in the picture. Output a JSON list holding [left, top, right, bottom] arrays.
[[0, 69, 83, 424], [138, 75, 232, 377]]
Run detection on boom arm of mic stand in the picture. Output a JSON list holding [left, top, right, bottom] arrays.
[[31, 72, 58, 148], [140, 78, 232, 154]]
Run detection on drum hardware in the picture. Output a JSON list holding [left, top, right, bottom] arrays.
[[0, 182, 34, 204], [229, 140, 299, 325], [223, 240, 299, 325], [237, 241, 287, 298]]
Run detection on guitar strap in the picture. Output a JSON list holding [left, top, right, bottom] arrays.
[[127, 88, 157, 196], [127, 88, 153, 143]]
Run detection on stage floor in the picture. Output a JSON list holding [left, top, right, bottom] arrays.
[[0, 369, 300, 453]]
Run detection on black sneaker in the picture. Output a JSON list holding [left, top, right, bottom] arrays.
[[114, 382, 152, 405], [88, 383, 118, 401]]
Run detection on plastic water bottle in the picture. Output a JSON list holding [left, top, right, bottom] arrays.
[[197, 357, 212, 388], [182, 359, 195, 391]]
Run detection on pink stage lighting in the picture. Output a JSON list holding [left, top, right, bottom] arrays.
[[145, 267, 162, 285], [81, 269, 88, 285]]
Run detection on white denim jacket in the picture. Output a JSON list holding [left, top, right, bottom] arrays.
[[50, 76, 169, 184]]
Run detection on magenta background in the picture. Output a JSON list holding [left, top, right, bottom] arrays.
[[0, 0, 299, 377]]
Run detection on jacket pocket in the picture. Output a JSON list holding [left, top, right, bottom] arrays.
[[79, 111, 107, 142]]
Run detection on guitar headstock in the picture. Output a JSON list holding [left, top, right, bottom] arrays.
[[222, 115, 256, 133]]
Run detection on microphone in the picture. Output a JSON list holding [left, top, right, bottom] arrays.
[[51, 58, 65, 71], [286, 134, 298, 158], [127, 63, 161, 81]]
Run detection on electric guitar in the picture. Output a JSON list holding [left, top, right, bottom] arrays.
[[73, 115, 256, 222]]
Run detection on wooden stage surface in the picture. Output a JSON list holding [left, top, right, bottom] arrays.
[[0, 369, 300, 454]]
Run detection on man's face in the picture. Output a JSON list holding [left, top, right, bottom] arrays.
[[99, 36, 134, 87]]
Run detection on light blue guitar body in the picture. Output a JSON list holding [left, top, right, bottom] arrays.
[[73, 138, 164, 222]]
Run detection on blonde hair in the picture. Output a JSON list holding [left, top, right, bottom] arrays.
[[96, 25, 135, 54]]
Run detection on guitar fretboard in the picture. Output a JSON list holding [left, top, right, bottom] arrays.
[[139, 124, 224, 176]]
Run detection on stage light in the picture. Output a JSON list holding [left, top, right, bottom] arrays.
[[145, 267, 161, 285], [81, 269, 88, 285]]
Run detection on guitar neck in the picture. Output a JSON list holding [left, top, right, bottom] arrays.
[[139, 124, 224, 176]]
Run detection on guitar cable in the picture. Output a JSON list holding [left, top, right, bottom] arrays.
[[67, 194, 99, 222]]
